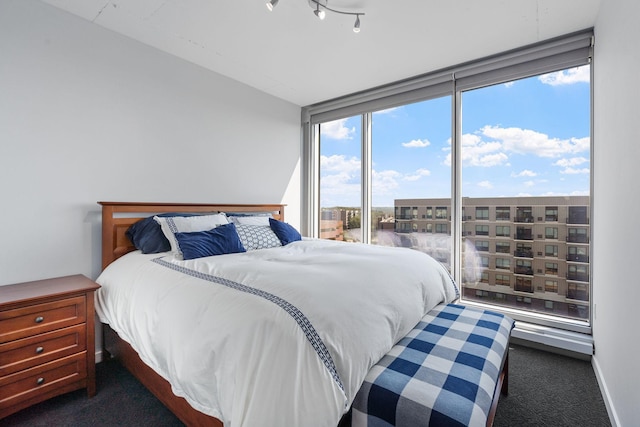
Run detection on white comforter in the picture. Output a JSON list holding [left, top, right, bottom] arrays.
[[95, 239, 458, 427]]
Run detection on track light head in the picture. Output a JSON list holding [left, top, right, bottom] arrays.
[[266, 0, 279, 11], [353, 15, 361, 33], [314, 6, 326, 20]]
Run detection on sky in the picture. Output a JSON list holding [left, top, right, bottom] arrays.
[[319, 65, 591, 208]]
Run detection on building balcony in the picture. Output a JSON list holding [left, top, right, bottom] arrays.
[[567, 272, 590, 282], [514, 233, 534, 240], [514, 266, 534, 275], [567, 254, 590, 263], [566, 235, 589, 243], [514, 216, 534, 223], [514, 249, 533, 258], [566, 217, 590, 225], [567, 290, 589, 301]]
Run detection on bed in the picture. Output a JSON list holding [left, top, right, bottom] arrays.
[[96, 202, 460, 427]]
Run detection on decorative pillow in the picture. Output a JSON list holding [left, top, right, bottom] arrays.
[[174, 223, 246, 260], [154, 213, 229, 258], [269, 218, 302, 245], [125, 213, 201, 254], [228, 215, 271, 226], [234, 224, 282, 251]]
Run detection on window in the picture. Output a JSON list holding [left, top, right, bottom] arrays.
[[435, 207, 448, 220], [496, 242, 510, 254], [495, 207, 510, 221], [545, 280, 558, 293], [496, 274, 510, 286], [496, 225, 510, 237], [475, 240, 489, 252], [496, 258, 511, 270], [545, 262, 558, 276], [545, 227, 558, 239], [476, 207, 489, 220], [545, 245, 558, 257], [476, 225, 489, 236], [306, 30, 592, 331], [435, 223, 448, 234]]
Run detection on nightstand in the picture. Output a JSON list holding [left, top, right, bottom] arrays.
[[0, 274, 100, 419]]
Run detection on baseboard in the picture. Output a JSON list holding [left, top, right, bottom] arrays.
[[592, 355, 620, 427], [96, 349, 104, 364]]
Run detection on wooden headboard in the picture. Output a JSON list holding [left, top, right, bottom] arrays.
[[98, 202, 285, 270]]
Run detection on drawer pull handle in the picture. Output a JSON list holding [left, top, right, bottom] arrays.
[[35, 316, 44, 323], [36, 377, 45, 386], [35, 346, 44, 354]]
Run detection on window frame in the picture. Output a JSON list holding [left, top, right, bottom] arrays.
[[302, 30, 593, 334]]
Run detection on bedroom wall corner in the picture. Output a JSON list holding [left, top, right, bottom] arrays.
[[592, 0, 640, 425], [0, 0, 301, 291]]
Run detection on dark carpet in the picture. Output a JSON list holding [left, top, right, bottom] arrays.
[[3, 344, 610, 426]]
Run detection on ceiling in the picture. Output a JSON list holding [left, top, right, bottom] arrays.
[[40, 0, 602, 107]]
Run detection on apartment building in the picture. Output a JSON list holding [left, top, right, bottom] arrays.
[[395, 196, 590, 321]]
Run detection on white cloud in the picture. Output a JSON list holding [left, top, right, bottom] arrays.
[[404, 168, 431, 181], [512, 170, 537, 177], [372, 169, 402, 193], [504, 81, 515, 88], [560, 167, 590, 175], [373, 107, 400, 115], [320, 154, 360, 173], [402, 138, 431, 148], [553, 157, 589, 167], [539, 65, 590, 86], [321, 118, 355, 140], [524, 180, 535, 187], [481, 126, 589, 158], [478, 180, 493, 189]]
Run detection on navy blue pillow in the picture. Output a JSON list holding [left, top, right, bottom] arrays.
[[174, 223, 246, 260], [126, 213, 200, 254], [269, 218, 302, 245]]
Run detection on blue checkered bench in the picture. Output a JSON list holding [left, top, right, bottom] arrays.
[[352, 303, 514, 427]]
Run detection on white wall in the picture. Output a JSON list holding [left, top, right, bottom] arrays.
[[0, 0, 301, 286], [592, 0, 640, 425]]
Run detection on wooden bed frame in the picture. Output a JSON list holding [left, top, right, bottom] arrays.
[[98, 202, 285, 427], [98, 201, 508, 427]]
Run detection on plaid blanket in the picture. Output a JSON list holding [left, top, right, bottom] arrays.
[[352, 303, 514, 427]]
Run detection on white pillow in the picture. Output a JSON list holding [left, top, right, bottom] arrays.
[[234, 224, 282, 251], [228, 215, 271, 226], [154, 213, 229, 258]]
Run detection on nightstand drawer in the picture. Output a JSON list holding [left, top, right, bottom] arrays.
[[0, 324, 86, 376], [0, 352, 87, 408], [0, 296, 86, 343]]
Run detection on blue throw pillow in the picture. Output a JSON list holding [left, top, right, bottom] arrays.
[[269, 218, 302, 245], [174, 223, 246, 260], [126, 213, 201, 254]]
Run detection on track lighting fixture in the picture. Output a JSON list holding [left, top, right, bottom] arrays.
[[266, 0, 365, 33]]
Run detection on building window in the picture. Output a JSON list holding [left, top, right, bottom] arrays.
[[495, 207, 510, 221], [426, 223, 433, 233], [495, 274, 510, 286], [545, 280, 558, 293], [435, 207, 448, 220], [476, 225, 489, 236], [545, 262, 558, 275], [515, 260, 533, 275], [515, 243, 533, 258], [545, 207, 558, 222], [545, 245, 558, 257], [496, 258, 511, 270], [479, 256, 489, 268], [435, 223, 448, 234], [480, 272, 489, 283], [475, 241, 489, 252], [515, 277, 533, 293], [426, 207, 433, 219], [568, 227, 589, 243], [496, 242, 510, 254], [476, 207, 489, 220], [496, 225, 510, 237], [515, 207, 533, 223], [568, 206, 589, 224], [545, 227, 558, 239]]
